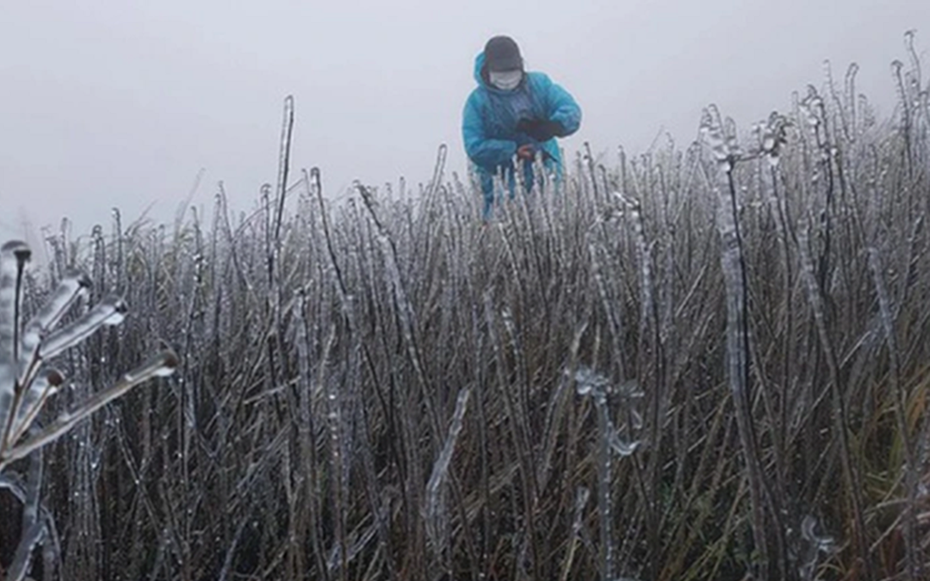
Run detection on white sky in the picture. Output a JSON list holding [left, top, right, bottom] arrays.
[[1, 0, 928, 240]]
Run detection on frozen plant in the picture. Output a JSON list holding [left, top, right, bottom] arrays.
[[0, 240, 178, 581], [573, 365, 643, 581], [797, 515, 836, 581]]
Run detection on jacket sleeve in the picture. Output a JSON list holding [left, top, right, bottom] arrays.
[[538, 74, 582, 137], [463, 92, 517, 169]]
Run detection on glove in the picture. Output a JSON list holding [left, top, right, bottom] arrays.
[[516, 118, 565, 142], [516, 144, 536, 161]]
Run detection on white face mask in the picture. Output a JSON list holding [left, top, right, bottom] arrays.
[[489, 70, 523, 91]]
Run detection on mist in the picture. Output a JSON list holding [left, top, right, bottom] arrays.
[[1, 0, 927, 239]]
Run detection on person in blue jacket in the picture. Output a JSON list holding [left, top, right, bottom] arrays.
[[462, 35, 582, 219]]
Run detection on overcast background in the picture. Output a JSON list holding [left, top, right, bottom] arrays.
[[1, 1, 928, 241]]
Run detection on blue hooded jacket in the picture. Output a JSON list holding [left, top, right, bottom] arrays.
[[462, 52, 582, 214]]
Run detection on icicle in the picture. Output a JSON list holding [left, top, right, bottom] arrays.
[[700, 105, 731, 172], [1, 347, 178, 469], [892, 60, 910, 121], [904, 30, 921, 91], [0, 241, 31, 363], [37, 294, 127, 360], [20, 269, 91, 364], [845, 63, 859, 138], [761, 112, 790, 167], [5, 448, 45, 581], [823, 59, 851, 140], [858, 94, 875, 130], [10, 369, 65, 445], [424, 386, 471, 558], [588, 235, 627, 381], [724, 116, 742, 159], [0, 241, 31, 449]]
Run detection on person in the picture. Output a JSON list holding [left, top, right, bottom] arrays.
[[462, 35, 582, 219]]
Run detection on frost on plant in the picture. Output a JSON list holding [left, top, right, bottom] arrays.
[[798, 515, 836, 581], [572, 365, 643, 580], [0, 239, 179, 580], [573, 366, 643, 456], [424, 386, 471, 567], [757, 111, 791, 167]]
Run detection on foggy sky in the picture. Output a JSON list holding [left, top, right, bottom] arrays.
[[1, 0, 928, 241]]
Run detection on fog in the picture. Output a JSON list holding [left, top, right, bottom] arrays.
[[1, 0, 927, 240]]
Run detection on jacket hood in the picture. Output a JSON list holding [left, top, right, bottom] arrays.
[[473, 52, 488, 86]]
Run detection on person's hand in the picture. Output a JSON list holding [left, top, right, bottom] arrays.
[[516, 118, 565, 142], [515, 118, 535, 134], [516, 144, 536, 161]]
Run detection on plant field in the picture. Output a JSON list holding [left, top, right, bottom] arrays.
[[2, 33, 930, 581]]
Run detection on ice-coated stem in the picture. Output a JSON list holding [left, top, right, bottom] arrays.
[[797, 223, 871, 576], [0, 241, 32, 455], [868, 247, 920, 581], [37, 293, 127, 360], [10, 369, 64, 446], [0, 348, 178, 471], [703, 105, 787, 580], [595, 392, 613, 581], [273, 95, 295, 250], [573, 365, 643, 581], [424, 386, 471, 571], [5, 447, 45, 581], [19, 269, 91, 359]]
